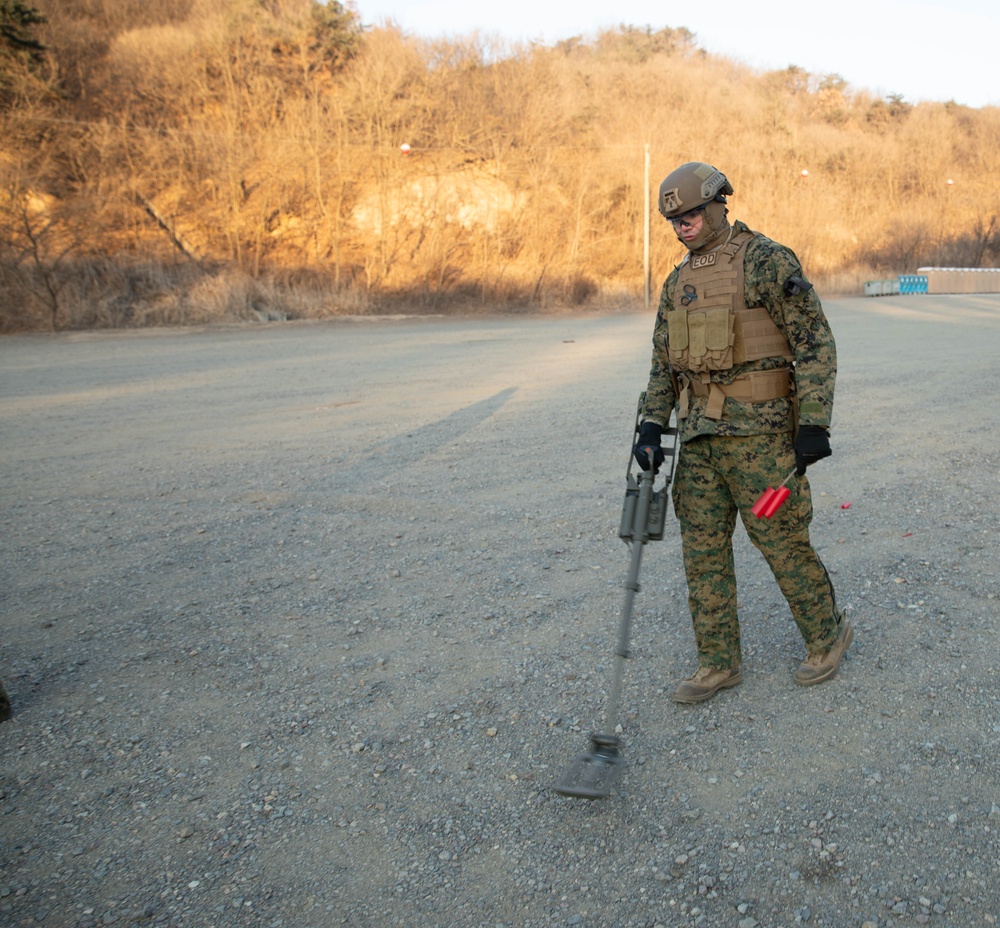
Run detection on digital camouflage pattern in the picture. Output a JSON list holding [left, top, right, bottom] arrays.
[[670, 432, 841, 668], [640, 219, 841, 671], [641, 220, 837, 440]]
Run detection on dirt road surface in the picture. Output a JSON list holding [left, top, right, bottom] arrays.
[[2, 295, 999, 928]]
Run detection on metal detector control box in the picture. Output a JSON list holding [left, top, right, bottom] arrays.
[[619, 476, 668, 542], [618, 393, 676, 544]]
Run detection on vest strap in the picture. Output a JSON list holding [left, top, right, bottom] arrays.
[[682, 369, 792, 420]]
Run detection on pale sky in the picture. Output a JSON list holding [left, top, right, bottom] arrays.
[[350, 0, 999, 109]]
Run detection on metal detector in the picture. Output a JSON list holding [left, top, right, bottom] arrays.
[[552, 395, 677, 799]]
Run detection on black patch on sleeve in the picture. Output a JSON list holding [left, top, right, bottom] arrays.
[[783, 274, 813, 296]]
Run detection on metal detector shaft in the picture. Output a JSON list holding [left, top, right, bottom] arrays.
[[602, 462, 656, 739]]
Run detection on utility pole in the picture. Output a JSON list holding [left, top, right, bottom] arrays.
[[644, 143, 651, 310]]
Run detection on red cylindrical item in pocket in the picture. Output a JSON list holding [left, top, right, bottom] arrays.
[[760, 485, 791, 518], [751, 487, 776, 519]]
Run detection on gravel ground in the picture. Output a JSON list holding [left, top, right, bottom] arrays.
[[2, 295, 999, 928]]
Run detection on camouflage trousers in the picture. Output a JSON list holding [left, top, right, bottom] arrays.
[[670, 432, 840, 669]]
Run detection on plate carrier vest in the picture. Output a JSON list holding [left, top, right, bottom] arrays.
[[667, 229, 794, 420]]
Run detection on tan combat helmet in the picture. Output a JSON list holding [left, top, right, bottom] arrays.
[[658, 161, 734, 252], [657, 161, 733, 220]]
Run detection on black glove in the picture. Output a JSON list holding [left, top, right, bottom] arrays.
[[794, 425, 831, 476], [633, 421, 665, 473]]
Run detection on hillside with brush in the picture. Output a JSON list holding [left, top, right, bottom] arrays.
[[2, 0, 998, 330]]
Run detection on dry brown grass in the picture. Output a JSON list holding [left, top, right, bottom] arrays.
[[1, 2, 998, 330]]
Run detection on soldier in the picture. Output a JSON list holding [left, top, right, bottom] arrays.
[[634, 160, 852, 703]]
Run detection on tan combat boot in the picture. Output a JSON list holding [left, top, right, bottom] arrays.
[[673, 665, 743, 704], [794, 619, 854, 686]]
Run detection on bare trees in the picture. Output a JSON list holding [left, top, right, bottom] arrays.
[[0, 0, 47, 110]]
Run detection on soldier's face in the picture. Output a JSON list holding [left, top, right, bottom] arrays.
[[670, 209, 704, 244]]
